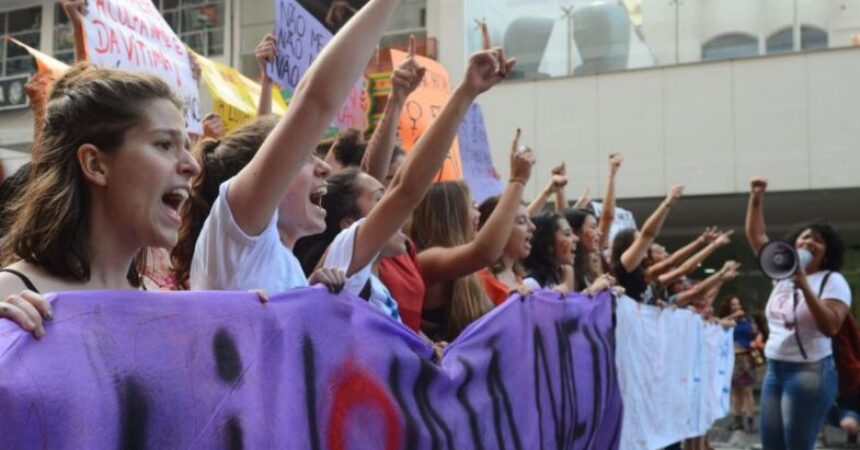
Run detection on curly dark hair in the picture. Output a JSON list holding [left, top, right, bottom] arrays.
[[785, 222, 844, 271], [565, 207, 599, 290], [523, 213, 565, 287], [171, 116, 279, 284], [330, 128, 367, 168]]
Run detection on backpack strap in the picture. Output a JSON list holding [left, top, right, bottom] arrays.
[[793, 271, 832, 360], [819, 272, 832, 299]]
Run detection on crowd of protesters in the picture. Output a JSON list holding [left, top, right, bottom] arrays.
[[0, 0, 855, 449]]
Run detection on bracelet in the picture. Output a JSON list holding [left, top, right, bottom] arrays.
[[509, 178, 526, 185]]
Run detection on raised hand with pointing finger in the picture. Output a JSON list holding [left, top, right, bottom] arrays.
[[477, 19, 492, 50], [390, 36, 426, 103], [460, 21, 515, 99], [509, 129, 536, 186], [460, 49, 516, 99]]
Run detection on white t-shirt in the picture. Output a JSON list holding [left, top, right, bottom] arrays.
[[522, 277, 542, 292], [765, 271, 852, 362], [324, 218, 402, 323], [190, 179, 308, 291]]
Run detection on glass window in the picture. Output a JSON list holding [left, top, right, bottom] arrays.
[[464, 1, 860, 80], [801, 25, 828, 50], [153, 0, 225, 57], [766, 25, 829, 55], [54, 3, 75, 63], [766, 28, 793, 55], [1, 6, 41, 76], [8, 8, 41, 33], [702, 33, 758, 62]]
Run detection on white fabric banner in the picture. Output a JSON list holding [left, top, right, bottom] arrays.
[[615, 295, 734, 450]]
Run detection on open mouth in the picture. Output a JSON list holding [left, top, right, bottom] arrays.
[[309, 185, 327, 210], [161, 188, 188, 225]]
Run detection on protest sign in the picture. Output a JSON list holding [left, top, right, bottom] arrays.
[[83, 0, 202, 133], [390, 49, 462, 181], [458, 103, 503, 204], [615, 296, 733, 449], [268, 0, 369, 132], [334, 77, 370, 131], [267, 0, 329, 92], [0, 288, 621, 449], [195, 52, 287, 132], [592, 201, 637, 245]]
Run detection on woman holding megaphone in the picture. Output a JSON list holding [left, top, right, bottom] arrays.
[[745, 177, 852, 450]]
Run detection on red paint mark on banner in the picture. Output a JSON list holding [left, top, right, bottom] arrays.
[[327, 359, 401, 450]]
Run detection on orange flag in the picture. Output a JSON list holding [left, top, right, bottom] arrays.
[[6, 36, 69, 79], [6, 36, 71, 158], [390, 49, 463, 182]]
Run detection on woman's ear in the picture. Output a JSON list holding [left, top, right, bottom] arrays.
[[77, 144, 110, 187]]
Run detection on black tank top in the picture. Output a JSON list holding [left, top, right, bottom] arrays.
[[0, 268, 40, 293]]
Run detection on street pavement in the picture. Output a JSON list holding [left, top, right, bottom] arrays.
[[707, 415, 857, 450]]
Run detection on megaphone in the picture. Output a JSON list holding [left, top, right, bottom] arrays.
[[758, 241, 813, 280]]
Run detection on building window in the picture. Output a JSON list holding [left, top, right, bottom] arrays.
[[54, 3, 75, 64], [800, 25, 828, 51], [766, 27, 793, 55], [702, 33, 758, 62], [152, 0, 225, 57], [1, 6, 41, 76], [767, 25, 829, 54]]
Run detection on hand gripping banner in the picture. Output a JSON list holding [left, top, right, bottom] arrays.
[[0, 288, 621, 449]]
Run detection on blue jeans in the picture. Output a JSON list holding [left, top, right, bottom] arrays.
[[760, 356, 838, 450]]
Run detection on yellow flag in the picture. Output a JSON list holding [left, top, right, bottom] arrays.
[[192, 51, 287, 132]]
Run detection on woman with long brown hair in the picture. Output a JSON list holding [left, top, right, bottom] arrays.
[[409, 131, 534, 341], [290, 44, 515, 322], [0, 63, 200, 337]]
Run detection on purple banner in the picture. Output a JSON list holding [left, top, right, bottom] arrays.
[[0, 288, 621, 449]]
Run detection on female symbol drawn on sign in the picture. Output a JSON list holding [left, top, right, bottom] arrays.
[[405, 100, 423, 132]]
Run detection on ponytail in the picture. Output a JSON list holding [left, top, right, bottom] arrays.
[[171, 116, 278, 285]]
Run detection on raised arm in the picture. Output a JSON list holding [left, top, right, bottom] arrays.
[[745, 177, 770, 255], [551, 162, 568, 213], [675, 260, 740, 307], [229, 0, 402, 235], [620, 184, 683, 272], [346, 48, 512, 275], [646, 227, 718, 278], [362, 38, 425, 182], [597, 153, 622, 250], [527, 164, 566, 217], [656, 230, 732, 286], [61, 0, 87, 63], [255, 33, 277, 116], [201, 113, 226, 139], [572, 187, 591, 209], [418, 129, 534, 282]]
